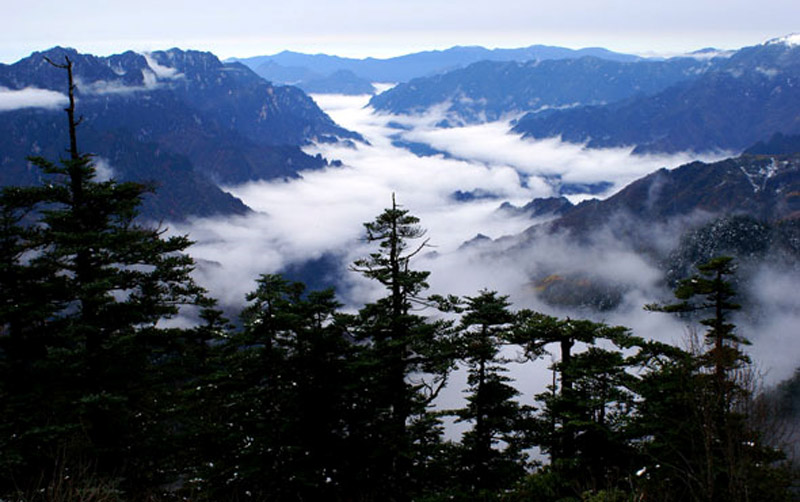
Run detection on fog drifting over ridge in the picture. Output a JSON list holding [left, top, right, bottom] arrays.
[[172, 92, 798, 385]]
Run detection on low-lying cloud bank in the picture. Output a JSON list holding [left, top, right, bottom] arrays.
[[741, 265, 800, 384], [172, 92, 796, 386], [0, 86, 67, 111]]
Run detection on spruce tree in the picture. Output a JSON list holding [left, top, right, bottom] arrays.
[[350, 194, 455, 501], [454, 290, 530, 498], [183, 274, 359, 501], [646, 256, 747, 387], [512, 312, 638, 497], [514, 313, 629, 462], [643, 256, 790, 501], [0, 55, 211, 496]]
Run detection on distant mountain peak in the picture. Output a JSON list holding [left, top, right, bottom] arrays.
[[766, 33, 800, 47], [36, 46, 80, 58], [692, 47, 723, 53], [233, 43, 642, 93]]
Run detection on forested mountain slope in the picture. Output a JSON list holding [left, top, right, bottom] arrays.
[[541, 153, 800, 240], [503, 152, 800, 310]]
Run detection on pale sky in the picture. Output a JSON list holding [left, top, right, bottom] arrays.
[[2, 0, 798, 63]]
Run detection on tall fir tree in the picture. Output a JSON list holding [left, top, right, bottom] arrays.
[[0, 55, 211, 497], [453, 290, 530, 499], [512, 312, 640, 497], [643, 256, 791, 502], [181, 274, 361, 501], [350, 194, 456, 501]]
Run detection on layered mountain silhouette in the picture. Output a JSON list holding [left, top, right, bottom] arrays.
[[365, 36, 800, 155], [507, 151, 799, 254], [232, 44, 641, 94], [543, 153, 800, 235], [513, 38, 800, 153], [369, 57, 714, 123], [0, 47, 359, 220]]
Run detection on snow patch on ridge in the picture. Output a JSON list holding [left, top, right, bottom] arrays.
[[766, 33, 800, 47], [739, 158, 781, 192]]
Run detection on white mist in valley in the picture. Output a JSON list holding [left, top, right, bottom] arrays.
[[179, 93, 706, 303], [173, 92, 797, 390]]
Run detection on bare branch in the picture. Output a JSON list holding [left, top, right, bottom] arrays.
[[405, 237, 431, 260], [43, 55, 69, 69]]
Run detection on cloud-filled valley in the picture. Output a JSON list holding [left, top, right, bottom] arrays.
[[176, 93, 718, 306], [170, 92, 799, 386]]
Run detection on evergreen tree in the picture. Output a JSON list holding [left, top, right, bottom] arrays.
[[0, 55, 211, 497], [182, 274, 360, 501], [646, 256, 747, 389], [350, 194, 456, 501], [453, 290, 530, 499], [0, 188, 62, 341], [512, 313, 639, 497], [0, 187, 67, 488], [642, 256, 791, 502], [514, 313, 629, 461]]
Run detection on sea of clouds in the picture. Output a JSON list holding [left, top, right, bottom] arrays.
[[171, 92, 799, 399], [176, 93, 713, 305]]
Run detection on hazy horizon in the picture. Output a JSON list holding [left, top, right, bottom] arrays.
[[3, 0, 798, 64], [0, 34, 791, 66]]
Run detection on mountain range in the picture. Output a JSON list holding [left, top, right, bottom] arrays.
[[5, 39, 800, 228], [369, 36, 800, 155], [0, 47, 359, 220], [232, 44, 641, 95], [513, 37, 800, 154], [369, 56, 714, 124]]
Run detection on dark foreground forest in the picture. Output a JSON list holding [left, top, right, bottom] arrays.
[[1, 57, 797, 502]]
